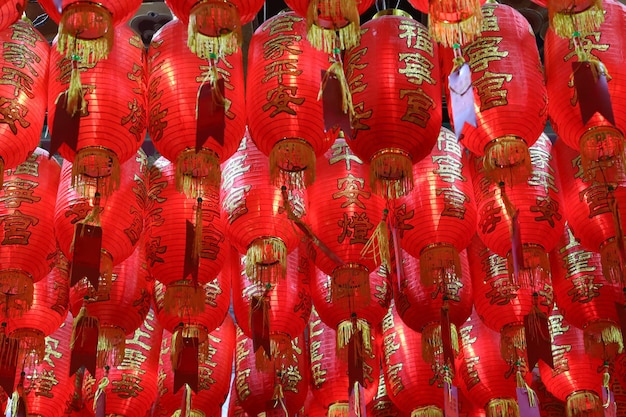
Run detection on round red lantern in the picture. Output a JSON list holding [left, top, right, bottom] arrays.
[[233, 240, 312, 359], [246, 11, 328, 190], [46, 25, 146, 197], [147, 19, 246, 198], [283, 0, 375, 53], [549, 224, 624, 362], [395, 126, 477, 286], [0, 147, 60, 316], [55, 150, 147, 289], [538, 309, 604, 417], [344, 13, 442, 199], [0, 19, 49, 184], [235, 327, 309, 417], [220, 133, 302, 284], [544, 0, 626, 182], [146, 157, 228, 315], [441, 3, 548, 186], [165, 0, 264, 58], [472, 134, 565, 292]]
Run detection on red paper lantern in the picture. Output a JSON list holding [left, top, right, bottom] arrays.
[[246, 12, 328, 189], [529, 0, 605, 38], [0, 20, 49, 182], [46, 25, 146, 197], [146, 157, 228, 316], [234, 327, 309, 417], [472, 134, 565, 291], [233, 241, 312, 358], [394, 249, 473, 365], [395, 126, 477, 285], [381, 306, 445, 416], [220, 134, 302, 284], [441, 3, 548, 186], [282, 0, 375, 53], [0, 148, 60, 315], [538, 309, 604, 417], [544, 0, 626, 181], [308, 310, 380, 417], [344, 13, 442, 199], [549, 224, 624, 361], [165, 0, 264, 58], [55, 151, 147, 287], [147, 19, 246, 198]]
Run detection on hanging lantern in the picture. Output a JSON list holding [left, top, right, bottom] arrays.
[[233, 240, 312, 362], [220, 134, 302, 284], [7, 253, 70, 363], [46, 25, 146, 197], [246, 11, 328, 190], [165, 0, 264, 58], [234, 327, 309, 417], [544, 0, 626, 182], [283, 0, 375, 53], [0, 19, 49, 185], [343, 12, 442, 199], [395, 126, 477, 288], [308, 309, 380, 417], [55, 150, 147, 293], [472, 134, 565, 291], [147, 19, 246, 198], [146, 157, 228, 316], [227, 380, 249, 417], [530, 0, 605, 38], [538, 308, 605, 417], [441, 3, 548, 186], [381, 305, 446, 417], [0, 148, 60, 316], [394, 249, 473, 366]]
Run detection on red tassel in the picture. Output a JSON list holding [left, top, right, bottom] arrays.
[[250, 293, 271, 362], [70, 302, 99, 377], [49, 91, 80, 157], [70, 193, 103, 290], [196, 74, 225, 149], [524, 294, 553, 369], [173, 333, 199, 394], [0, 324, 18, 396]]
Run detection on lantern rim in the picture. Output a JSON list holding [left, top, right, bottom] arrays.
[[371, 9, 413, 19]]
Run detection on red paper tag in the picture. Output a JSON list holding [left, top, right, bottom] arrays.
[[174, 336, 199, 394], [183, 220, 199, 284], [196, 78, 225, 149], [0, 336, 18, 394], [524, 308, 554, 369], [250, 295, 271, 359], [348, 329, 364, 388], [572, 61, 615, 126], [49, 92, 79, 156], [321, 70, 352, 138], [441, 306, 456, 373], [71, 223, 102, 290], [70, 324, 98, 377], [448, 62, 477, 139]]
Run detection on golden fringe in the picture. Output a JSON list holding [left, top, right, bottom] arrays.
[[58, 0, 113, 63], [483, 137, 531, 187], [516, 370, 538, 407], [306, 0, 360, 53], [331, 263, 370, 303], [579, 126, 626, 184], [328, 402, 350, 417], [175, 149, 221, 199], [70, 305, 99, 351], [65, 62, 86, 117], [171, 410, 204, 417], [0, 330, 19, 370], [270, 333, 293, 358], [269, 139, 316, 190], [93, 375, 109, 414], [0, 270, 34, 317], [583, 321, 624, 360], [599, 239, 624, 285], [420, 244, 462, 289], [421, 322, 460, 364], [97, 326, 126, 368], [428, 0, 483, 49], [188, 1, 242, 59], [486, 398, 520, 417], [12, 329, 45, 362], [163, 281, 206, 318], [566, 391, 603, 417], [360, 210, 391, 270], [319, 61, 354, 117], [551, 0, 604, 38], [71, 147, 120, 198], [369, 149, 414, 199], [500, 324, 526, 364], [336, 318, 371, 354], [506, 246, 551, 290], [412, 406, 443, 417], [246, 237, 287, 284]]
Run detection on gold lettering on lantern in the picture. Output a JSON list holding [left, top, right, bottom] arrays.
[[235, 336, 250, 369], [112, 374, 143, 398], [334, 174, 371, 209], [485, 277, 518, 305], [200, 223, 225, 260], [363, 361, 375, 385], [0, 96, 29, 133], [11, 23, 38, 47], [0, 67, 33, 98], [262, 34, 303, 60], [6, 153, 38, 177], [382, 332, 400, 365], [381, 311, 395, 334], [463, 356, 481, 390], [374, 276, 391, 307], [309, 318, 327, 386], [564, 33, 609, 105], [580, 183, 612, 218], [398, 20, 433, 56], [121, 98, 147, 142], [148, 103, 168, 143], [392, 203, 415, 239], [466, 37, 508, 73], [398, 53, 435, 85], [197, 56, 236, 120], [236, 369, 252, 401], [329, 141, 363, 170], [124, 206, 143, 247], [0, 209, 38, 245], [26, 369, 59, 398], [263, 83, 305, 117], [264, 14, 301, 35], [345, 46, 372, 133], [478, 200, 502, 234], [528, 146, 558, 194], [473, 71, 512, 112], [548, 313, 572, 376], [3, 42, 40, 77], [293, 288, 312, 323], [337, 212, 374, 244], [199, 366, 216, 390], [118, 348, 148, 372], [132, 290, 151, 321], [432, 278, 463, 302], [530, 196, 562, 227], [42, 336, 62, 367], [437, 185, 469, 219], [146, 236, 166, 267], [0, 178, 40, 208], [282, 365, 303, 393], [386, 363, 405, 396], [51, 278, 69, 315], [399, 88, 435, 128], [222, 153, 251, 224], [433, 155, 466, 183], [205, 279, 222, 307], [480, 6, 500, 31], [436, 132, 463, 158]]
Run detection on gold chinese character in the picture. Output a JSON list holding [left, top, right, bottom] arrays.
[[399, 88, 435, 128], [473, 71, 512, 111], [333, 174, 370, 209]]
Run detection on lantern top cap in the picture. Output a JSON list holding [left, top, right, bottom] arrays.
[[372, 9, 413, 19]]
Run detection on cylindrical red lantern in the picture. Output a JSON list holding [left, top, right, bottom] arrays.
[[283, 0, 375, 53], [396, 126, 477, 286], [539, 309, 604, 417], [549, 223, 624, 362], [344, 12, 442, 199], [46, 25, 146, 197], [220, 134, 302, 284], [146, 157, 228, 315], [246, 11, 328, 189], [164, 0, 264, 58], [147, 19, 246, 198], [0, 148, 60, 316], [0, 20, 49, 183], [544, 0, 626, 182], [442, 3, 548, 186]]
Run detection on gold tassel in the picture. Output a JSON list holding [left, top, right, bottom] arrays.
[[175, 149, 221, 199], [328, 402, 350, 417], [246, 237, 287, 284], [369, 148, 414, 199], [0, 270, 34, 317], [551, 0, 604, 38], [603, 368, 611, 409], [411, 406, 443, 417], [336, 318, 371, 353], [97, 325, 126, 368], [566, 391, 603, 417], [360, 209, 391, 270], [419, 244, 462, 289], [331, 263, 370, 304], [71, 147, 121, 198], [506, 245, 551, 290], [57, 2, 113, 63], [486, 398, 520, 417], [428, 0, 483, 48], [483, 136, 532, 187], [187, 0, 242, 59], [421, 323, 460, 364], [306, 0, 361, 53], [93, 372, 109, 413], [65, 58, 86, 117], [70, 304, 99, 351], [516, 370, 538, 408], [583, 320, 624, 359], [273, 383, 289, 417], [12, 329, 45, 362], [318, 60, 354, 117], [500, 324, 526, 364], [269, 139, 316, 190], [163, 281, 206, 318]]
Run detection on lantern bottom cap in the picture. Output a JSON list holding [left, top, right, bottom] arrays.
[[483, 136, 531, 187]]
